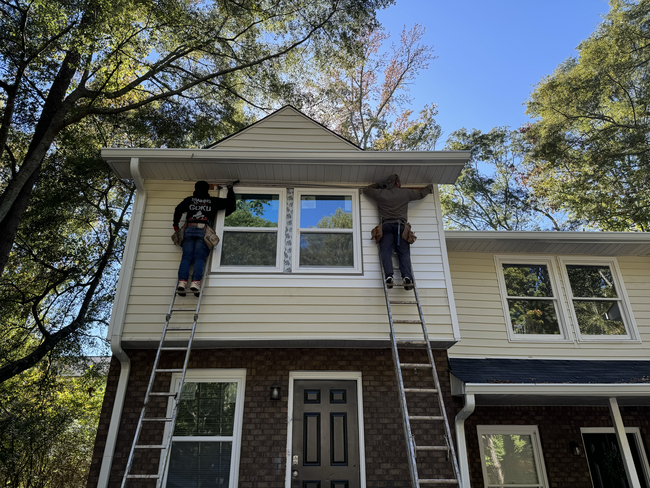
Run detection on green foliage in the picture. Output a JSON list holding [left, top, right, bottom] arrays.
[[440, 127, 567, 231], [0, 359, 108, 487], [299, 208, 354, 266], [525, 0, 650, 231], [483, 434, 538, 484], [314, 207, 353, 229]]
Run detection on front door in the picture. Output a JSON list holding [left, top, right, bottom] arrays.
[[291, 380, 360, 488], [583, 432, 649, 488]]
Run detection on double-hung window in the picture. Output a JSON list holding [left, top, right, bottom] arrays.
[[292, 189, 361, 273], [559, 257, 638, 341], [163, 369, 246, 488], [477, 425, 549, 488], [495, 256, 568, 341], [215, 188, 285, 272]]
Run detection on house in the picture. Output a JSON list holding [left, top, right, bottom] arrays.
[[87, 106, 650, 488]]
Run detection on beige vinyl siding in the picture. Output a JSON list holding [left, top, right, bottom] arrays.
[[119, 180, 454, 343], [214, 107, 357, 151], [447, 251, 650, 359]]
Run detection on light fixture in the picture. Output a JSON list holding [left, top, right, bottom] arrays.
[[270, 384, 281, 401], [569, 441, 583, 456]]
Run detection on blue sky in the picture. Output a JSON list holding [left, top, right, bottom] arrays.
[[376, 0, 610, 141]]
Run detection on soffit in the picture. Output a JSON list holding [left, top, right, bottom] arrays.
[[445, 230, 650, 256], [101, 148, 470, 185]]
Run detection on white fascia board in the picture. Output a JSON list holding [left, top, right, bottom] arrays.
[[445, 230, 650, 245], [101, 147, 470, 166], [460, 382, 650, 396]]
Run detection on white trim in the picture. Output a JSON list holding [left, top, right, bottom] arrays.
[[212, 187, 286, 273], [292, 188, 362, 274], [285, 371, 366, 488], [445, 230, 650, 244], [160, 369, 247, 488], [476, 425, 549, 488], [557, 256, 640, 343], [494, 255, 572, 342], [434, 186, 462, 342]]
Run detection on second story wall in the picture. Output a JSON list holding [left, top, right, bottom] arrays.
[[117, 180, 458, 346], [447, 251, 650, 359]]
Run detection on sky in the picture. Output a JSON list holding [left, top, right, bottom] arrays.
[[376, 0, 611, 140]]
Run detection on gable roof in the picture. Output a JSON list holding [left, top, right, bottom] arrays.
[[207, 105, 361, 151]]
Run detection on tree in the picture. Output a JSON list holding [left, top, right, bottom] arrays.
[[299, 208, 354, 267], [0, 0, 392, 279], [0, 358, 108, 487], [524, 0, 650, 231], [440, 127, 567, 231], [303, 23, 441, 150]]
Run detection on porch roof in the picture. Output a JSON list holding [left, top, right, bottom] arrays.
[[449, 358, 650, 406]]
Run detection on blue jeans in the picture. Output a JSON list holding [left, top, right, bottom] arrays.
[[379, 222, 412, 280], [178, 227, 210, 282]]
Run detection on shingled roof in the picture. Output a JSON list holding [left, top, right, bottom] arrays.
[[449, 358, 650, 384]]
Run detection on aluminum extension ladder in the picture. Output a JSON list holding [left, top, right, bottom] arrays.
[[121, 267, 208, 487], [378, 246, 462, 487]]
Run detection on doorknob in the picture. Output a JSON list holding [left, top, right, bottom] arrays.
[[292, 470, 299, 478]]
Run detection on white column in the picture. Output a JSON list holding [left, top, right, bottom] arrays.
[[608, 397, 642, 488], [455, 394, 476, 488]]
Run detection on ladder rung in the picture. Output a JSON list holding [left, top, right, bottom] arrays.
[[404, 388, 438, 393], [149, 392, 176, 396], [393, 319, 422, 324], [160, 347, 189, 351], [127, 475, 160, 479], [142, 418, 173, 422], [170, 308, 196, 312], [155, 368, 184, 373], [135, 445, 166, 449], [409, 415, 444, 421], [400, 363, 432, 369], [390, 300, 417, 304], [416, 445, 448, 451], [418, 479, 458, 484], [167, 327, 194, 331]]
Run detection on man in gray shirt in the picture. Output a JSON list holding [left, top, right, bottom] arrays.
[[363, 174, 433, 290]]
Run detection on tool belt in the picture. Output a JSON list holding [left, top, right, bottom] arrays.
[[171, 223, 220, 249], [371, 220, 417, 245]]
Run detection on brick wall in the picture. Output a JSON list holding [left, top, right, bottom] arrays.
[[87, 348, 458, 488], [464, 404, 650, 488]]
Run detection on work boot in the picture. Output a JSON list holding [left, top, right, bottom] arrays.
[[190, 280, 201, 297], [403, 277, 414, 291], [385, 276, 394, 289], [177, 280, 187, 297]]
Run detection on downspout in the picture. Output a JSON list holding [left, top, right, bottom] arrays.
[[97, 158, 146, 488], [455, 393, 475, 488]]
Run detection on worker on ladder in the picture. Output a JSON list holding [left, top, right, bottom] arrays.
[[172, 180, 237, 296], [363, 174, 433, 290]]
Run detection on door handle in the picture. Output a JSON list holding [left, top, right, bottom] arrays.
[[292, 470, 299, 478], [292, 454, 299, 466]]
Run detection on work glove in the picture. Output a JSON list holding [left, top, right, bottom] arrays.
[[425, 184, 434, 194], [173, 225, 179, 232], [227, 179, 240, 189]]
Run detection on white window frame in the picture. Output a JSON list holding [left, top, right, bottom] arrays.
[[160, 369, 247, 488], [212, 187, 286, 273], [292, 188, 362, 274], [580, 426, 650, 486], [477, 425, 550, 488], [558, 256, 639, 342], [494, 255, 572, 342]]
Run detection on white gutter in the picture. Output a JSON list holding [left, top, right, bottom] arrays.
[[97, 158, 147, 488], [445, 230, 650, 244], [609, 398, 642, 488], [454, 394, 475, 488], [460, 383, 650, 397]]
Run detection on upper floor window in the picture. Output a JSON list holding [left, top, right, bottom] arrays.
[[495, 256, 569, 341], [215, 188, 285, 272], [293, 189, 361, 273], [495, 255, 639, 343], [559, 257, 638, 341]]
